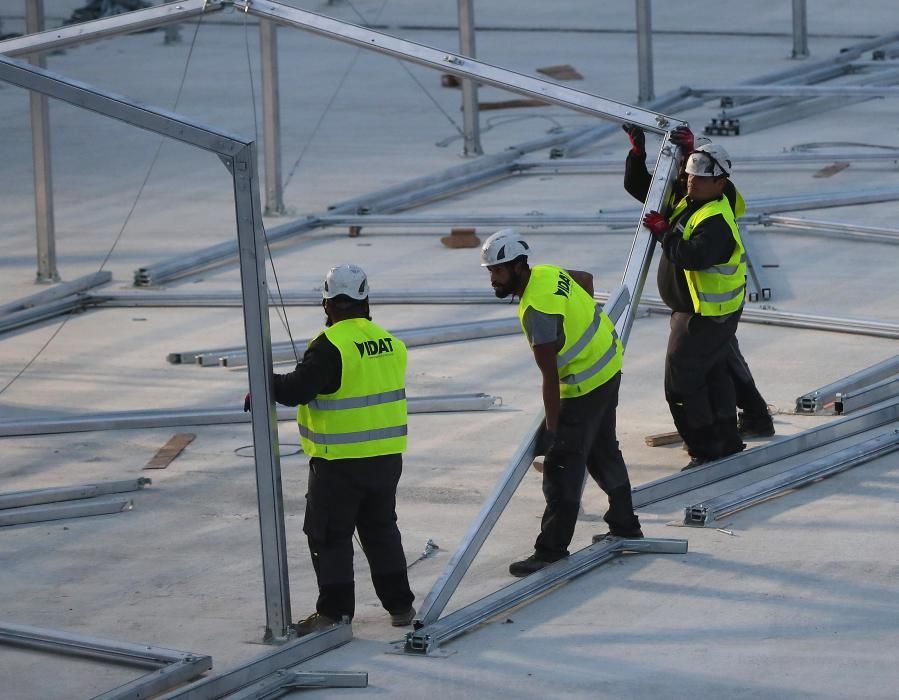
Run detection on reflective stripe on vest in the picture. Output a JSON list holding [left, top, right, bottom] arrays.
[[308, 388, 406, 411], [298, 423, 407, 446], [518, 265, 622, 398], [297, 318, 407, 459]]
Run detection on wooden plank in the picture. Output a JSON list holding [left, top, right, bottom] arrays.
[[536, 64, 584, 81], [143, 433, 196, 470], [644, 431, 683, 447], [813, 162, 850, 178]]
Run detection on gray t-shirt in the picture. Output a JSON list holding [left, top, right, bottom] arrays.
[[522, 307, 565, 349]]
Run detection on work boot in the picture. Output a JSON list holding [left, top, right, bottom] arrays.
[[293, 612, 338, 637], [508, 552, 566, 578], [592, 527, 644, 544], [389, 607, 416, 627], [681, 456, 710, 471], [738, 411, 775, 438]]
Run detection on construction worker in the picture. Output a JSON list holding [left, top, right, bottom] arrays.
[[255, 264, 415, 635], [642, 144, 750, 468], [481, 230, 643, 577], [623, 123, 775, 441]]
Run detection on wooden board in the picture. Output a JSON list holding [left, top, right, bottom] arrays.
[[644, 430, 683, 447], [144, 433, 196, 470]]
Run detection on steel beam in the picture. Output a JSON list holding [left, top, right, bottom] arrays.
[[759, 215, 899, 245], [836, 376, 899, 415], [633, 398, 899, 508], [156, 624, 352, 700], [0, 270, 111, 316], [260, 18, 285, 216], [635, 0, 654, 103], [0, 293, 84, 335], [0, 497, 132, 527], [684, 431, 899, 526], [225, 670, 367, 699], [243, 0, 680, 132], [693, 85, 899, 98], [0, 622, 212, 700], [0, 478, 150, 510], [791, 0, 809, 59], [26, 0, 57, 283], [0, 395, 501, 438], [406, 537, 687, 655], [456, 0, 482, 156], [795, 355, 899, 413], [0, 0, 222, 57]]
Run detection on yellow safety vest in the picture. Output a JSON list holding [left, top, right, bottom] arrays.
[[297, 318, 408, 459], [669, 196, 746, 317], [518, 265, 623, 398]]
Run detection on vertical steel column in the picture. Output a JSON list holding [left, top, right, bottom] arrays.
[[635, 0, 654, 103], [457, 0, 482, 156], [791, 0, 809, 59], [25, 0, 58, 282], [260, 18, 286, 215], [232, 143, 292, 641]]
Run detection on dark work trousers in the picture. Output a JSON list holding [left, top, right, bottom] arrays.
[[728, 335, 769, 417], [665, 310, 741, 459], [303, 454, 414, 621], [534, 373, 641, 558]]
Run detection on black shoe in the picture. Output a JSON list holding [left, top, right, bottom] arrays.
[[592, 528, 644, 544], [292, 612, 338, 637], [738, 412, 775, 438], [681, 456, 710, 471], [509, 553, 565, 578], [389, 606, 416, 627]]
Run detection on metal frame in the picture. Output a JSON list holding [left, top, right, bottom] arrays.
[[156, 624, 353, 700], [405, 537, 687, 655], [0, 622, 212, 700], [795, 355, 899, 413], [0, 270, 110, 316], [224, 670, 367, 699], [456, 0, 482, 156], [684, 430, 899, 526], [759, 215, 899, 245], [0, 394, 501, 438], [259, 17, 285, 216], [836, 376, 899, 415], [792, 0, 809, 59], [0, 477, 150, 509], [0, 497, 133, 527], [737, 225, 771, 302], [0, 54, 292, 640], [635, 0, 654, 103], [633, 397, 899, 508]]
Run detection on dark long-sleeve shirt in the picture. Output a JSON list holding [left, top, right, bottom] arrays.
[[623, 151, 737, 313], [272, 333, 341, 406]]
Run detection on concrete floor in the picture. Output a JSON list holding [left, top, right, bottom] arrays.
[[1, 1, 898, 698]]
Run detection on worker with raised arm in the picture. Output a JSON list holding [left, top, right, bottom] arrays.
[[642, 144, 749, 469], [622, 123, 774, 441], [480, 229, 642, 577], [248, 264, 415, 635]]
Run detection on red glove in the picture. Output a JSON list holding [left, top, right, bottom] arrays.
[[243, 392, 252, 412], [669, 126, 694, 152], [642, 211, 669, 240], [621, 123, 645, 155]]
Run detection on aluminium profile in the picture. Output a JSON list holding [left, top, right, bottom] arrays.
[[0, 293, 85, 335], [759, 215, 899, 245], [0, 270, 110, 316], [836, 376, 899, 415], [684, 431, 899, 526], [0, 394, 501, 437], [405, 537, 687, 655], [0, 622, 212, 700], [795, 355, 899, 413], [224, 670, 367, 700], [0, 497, 132, 527], [634, 397, 899, 508], [0, 477, 150, 510], [155, 624, 352, 700], [692, 85, 899, 98]]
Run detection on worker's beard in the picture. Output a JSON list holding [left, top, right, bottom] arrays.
[[493, 269, 522, 299]]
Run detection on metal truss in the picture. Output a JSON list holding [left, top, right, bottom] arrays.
[[404, 537, 687, 656], [684, 430, 899, 526], [795, 355, 899, 414], [0, 622, 212, 700], [634, 398, 899, 508], [0, 394, 501, 438]]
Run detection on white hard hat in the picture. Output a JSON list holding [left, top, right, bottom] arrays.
[[686, 143, 732, 177], [480, 228, 530, 267], [323, 264, 369, 300]]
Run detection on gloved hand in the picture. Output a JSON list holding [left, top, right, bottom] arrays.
[[621, 123, 645, 156], [642, 211, 669, 241], [543, 433, 581, 472], [535, 424, 555, 456], [669, 125, 694, 152], [243, 392, 252, 412]]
